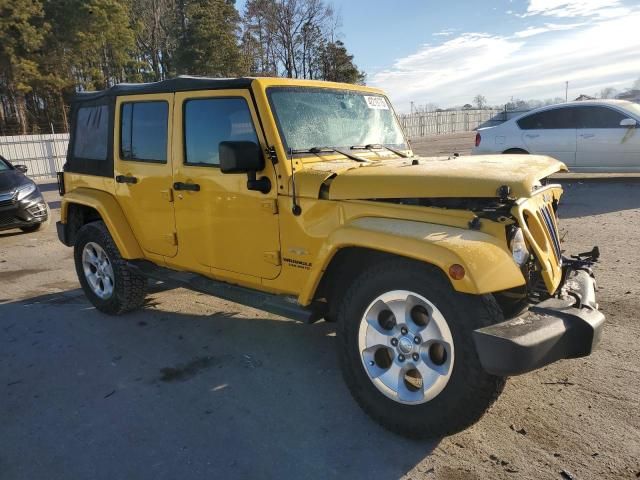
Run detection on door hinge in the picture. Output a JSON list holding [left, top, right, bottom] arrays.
[[263, 251, 281, 266], [161, 189, 174, 202], [162, 232, 178, 246], [261, 199, 278, 215]]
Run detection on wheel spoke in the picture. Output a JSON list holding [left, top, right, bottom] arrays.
[[415, 359, 444, 389], [376, 361, 403, 392], [365, 325, 391, 348]]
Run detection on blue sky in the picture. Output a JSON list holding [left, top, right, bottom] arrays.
[[235, 0, 640, 111]]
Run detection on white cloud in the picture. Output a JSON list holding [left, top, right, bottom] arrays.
[[433, 29, 456, 37], [514, 22, 586, 37], [371, 8, 640, 111], [521, 0, 629, 18]]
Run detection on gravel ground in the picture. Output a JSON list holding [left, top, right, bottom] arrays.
[[1, 171, 639, 479]]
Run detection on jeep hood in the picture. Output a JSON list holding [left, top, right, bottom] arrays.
[[296, 154, 567, 200]]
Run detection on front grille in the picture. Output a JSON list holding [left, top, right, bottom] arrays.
[[539, 204, 562, 263], [0, 211, 18, 225]]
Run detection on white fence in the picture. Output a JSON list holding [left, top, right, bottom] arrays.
[[398, 109, 528, 139], [0, 133, 69, 179]]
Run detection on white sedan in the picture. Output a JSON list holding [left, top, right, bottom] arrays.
[[472, 100, 640, 172]]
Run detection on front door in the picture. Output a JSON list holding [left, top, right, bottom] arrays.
[[575, 105, 640, 171], [172, 90, 281, 280], [114, 93, 177, 257]]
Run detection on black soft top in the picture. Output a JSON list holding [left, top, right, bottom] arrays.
[[73, 76, 255, 102]]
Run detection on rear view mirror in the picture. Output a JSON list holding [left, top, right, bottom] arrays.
[[219, 141, 264, 174], [620, 118, 637, 128], [219, 141, 271, 194], [14, 164, 28, 174]]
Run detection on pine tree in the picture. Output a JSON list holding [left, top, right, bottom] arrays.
[[319, 40, 365, 84], [0, 0, 47, 133], [174, 0, 243, 76]]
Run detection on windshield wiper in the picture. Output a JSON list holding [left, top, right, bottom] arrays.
[[351, 144, 409, 158], [291, 147, 370, 163]]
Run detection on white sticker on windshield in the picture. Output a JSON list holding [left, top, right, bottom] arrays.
[[364, 96, 389, 110]]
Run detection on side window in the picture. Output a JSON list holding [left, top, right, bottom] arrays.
[[120, 101, 168, 162], [575, 106, 626, 129], [74, 105, 109, 160], [517, 108, 576, 130], [184, 98, 259, 166]]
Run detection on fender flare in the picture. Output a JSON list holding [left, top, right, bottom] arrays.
[[299, 217, 526, 305], [60, 188, 143, 259]]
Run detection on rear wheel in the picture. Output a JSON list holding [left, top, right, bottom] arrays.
[[74, 221, 147, 315], [336, 258, 506, 438]]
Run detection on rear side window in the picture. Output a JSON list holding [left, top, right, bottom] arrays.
[[574, 106, 627, 128], [74, 105, 109, 160], [184, 98, 258, 166], [517, 108, 576, 130], [120, 101, 169, 162]]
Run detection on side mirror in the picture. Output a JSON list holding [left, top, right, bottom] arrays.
[[219, 141, 271, 194], [14, 164, 28, 174], [220, 141, 264, 173], [620, 118, 637, 128]]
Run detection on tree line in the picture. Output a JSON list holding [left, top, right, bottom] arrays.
[[0, 0, 365, 135]]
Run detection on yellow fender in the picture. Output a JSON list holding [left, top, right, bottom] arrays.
[[61, 188, 143, 259], [299, 217, 525, 304]]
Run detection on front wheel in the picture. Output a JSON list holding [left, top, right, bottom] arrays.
[[74, 221, 147, 315], [336, 258, 506, 439]]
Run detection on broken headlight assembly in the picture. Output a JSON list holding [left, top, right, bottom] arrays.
[[509, 227, 530, 266]]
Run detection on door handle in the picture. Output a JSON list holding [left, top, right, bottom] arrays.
[[116, 175, 138, 184], [525, 134, 540, 138], [579, 133, 595, 138], [173, 182, 200, 192]]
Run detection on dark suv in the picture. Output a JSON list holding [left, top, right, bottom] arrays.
[[0, 156, 49, 233]]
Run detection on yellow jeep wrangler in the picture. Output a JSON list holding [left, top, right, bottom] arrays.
[[56, 76, 604, 438]]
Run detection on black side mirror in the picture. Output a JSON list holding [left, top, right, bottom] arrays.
[[220, 141, 264, 173], [219, 141, 271, 194], [14, 165, 28, 174]]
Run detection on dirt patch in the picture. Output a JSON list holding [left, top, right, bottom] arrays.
[[0, 268, 48, 282]]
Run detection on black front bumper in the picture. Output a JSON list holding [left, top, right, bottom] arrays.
[[473, 268, 604, 376], [0, 191, 49, 231]]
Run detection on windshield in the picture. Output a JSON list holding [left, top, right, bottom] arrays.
[[267, 87, 407, 153], [0, 157, 10, 172]]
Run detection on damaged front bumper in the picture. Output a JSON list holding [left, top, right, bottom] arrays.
[[473, 258, 604, 376]]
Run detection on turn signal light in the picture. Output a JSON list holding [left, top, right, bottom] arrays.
[[475, 132, 481, 147], [449, 264, 466, 280]]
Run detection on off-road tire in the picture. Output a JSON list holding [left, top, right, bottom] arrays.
[[336, 258, 506, 439], [74, 221, 147, 315]]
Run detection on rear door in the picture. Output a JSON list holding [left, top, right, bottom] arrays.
[[517, 107, 577, 166], [575, 105, 640, 171], [114, 94, 177, 257]]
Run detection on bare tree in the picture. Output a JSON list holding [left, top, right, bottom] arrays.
[[473, 94, 487, 109], [599, 87, 618, 99]]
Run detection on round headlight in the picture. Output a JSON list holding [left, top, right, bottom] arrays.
[[510, 227, 530, 266]]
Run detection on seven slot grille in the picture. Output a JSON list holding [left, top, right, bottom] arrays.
[[540, 203, 562, 263]]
